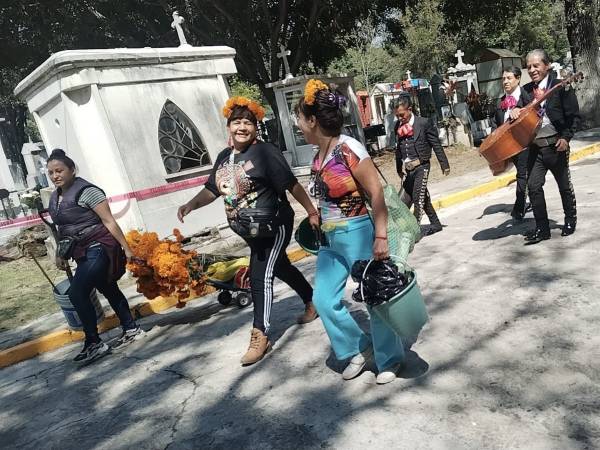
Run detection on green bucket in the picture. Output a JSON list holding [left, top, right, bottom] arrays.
[[373, 271, 428, 338], [294, 217, 319, 255]]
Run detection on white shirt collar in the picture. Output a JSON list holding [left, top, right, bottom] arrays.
[[506, 85, 521, 101], [537, 75, 550, 89]]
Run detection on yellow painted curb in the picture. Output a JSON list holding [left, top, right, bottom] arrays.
[[1, 141, 599, 369]]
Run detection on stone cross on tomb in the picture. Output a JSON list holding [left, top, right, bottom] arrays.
[[406, 70, 412, 81], [277, 45, 294, 80], [550, 62, 564, 79], [454, 49, 465, 66], [171, 11, 191, 47]]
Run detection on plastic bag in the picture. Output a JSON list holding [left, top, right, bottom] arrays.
[[383, 184, 420, 263], [351, 259, 410, 306]]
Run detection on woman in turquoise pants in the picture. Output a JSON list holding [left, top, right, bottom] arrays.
[[296, 79, 405, 384]]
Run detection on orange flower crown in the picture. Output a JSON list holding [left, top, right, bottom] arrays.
[[222, 96, 265, 121], [304, 79, 329, 106]]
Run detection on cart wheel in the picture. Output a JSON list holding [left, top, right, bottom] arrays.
[[236, 293, 252, 308], [218, 291, 232, 306]]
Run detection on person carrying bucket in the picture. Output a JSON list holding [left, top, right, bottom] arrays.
[[47, 149, 143, 364], [294, 80, 405, 384]]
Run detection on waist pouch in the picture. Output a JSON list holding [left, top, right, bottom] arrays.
[[231, 208, 280, 239], [56, 224, 100, 259], [57, 236, 76, 259]]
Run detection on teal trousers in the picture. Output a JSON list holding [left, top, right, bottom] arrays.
[[313, 215, 405, 371]]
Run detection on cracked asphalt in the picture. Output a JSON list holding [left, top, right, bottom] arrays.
[[1, 153, 599, 450]]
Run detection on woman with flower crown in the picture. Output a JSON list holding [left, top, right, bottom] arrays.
[[295, 80, 405, 384], [177, 96, 319, 366]]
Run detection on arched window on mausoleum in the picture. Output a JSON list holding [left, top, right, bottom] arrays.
[[158, 100, 211, 174]]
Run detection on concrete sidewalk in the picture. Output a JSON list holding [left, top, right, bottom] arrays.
[[0, 151, 598, 449]]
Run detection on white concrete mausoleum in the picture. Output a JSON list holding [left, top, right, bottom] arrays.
[[14, 46, 238, 237]]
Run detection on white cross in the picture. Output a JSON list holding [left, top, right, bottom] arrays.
[[550, 62, 563, 79], [277, 45, 294, 79], [406, 70, 412, 81], [171, 11, 191, 47], [454, 49, 465, 66]]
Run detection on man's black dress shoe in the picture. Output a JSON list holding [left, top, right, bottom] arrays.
[[524, 228, 551, 245], [561, 219, 576, 236], [426, 225, 443, 236]]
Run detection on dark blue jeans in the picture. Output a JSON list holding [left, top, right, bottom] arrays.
[[70, 245, 136, 342]]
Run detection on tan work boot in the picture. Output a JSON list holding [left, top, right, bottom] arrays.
[[296, 301, 319, 324], [241, 328, 271, 366]]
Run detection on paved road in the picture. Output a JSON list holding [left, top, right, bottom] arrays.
[[1, 153, 599, 450]]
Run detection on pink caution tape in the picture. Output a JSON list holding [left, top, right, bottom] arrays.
[[0, 175, 209, 230]]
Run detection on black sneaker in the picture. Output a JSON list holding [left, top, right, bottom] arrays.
[[112, 326, 145, 349], [73, 341, 111, 364], [73, 343, 91, 362]]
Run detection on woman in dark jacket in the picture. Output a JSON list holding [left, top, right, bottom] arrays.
[[47, 149, 143, 364], [177, 97, 319, 366], [492, 66, 533, 221]]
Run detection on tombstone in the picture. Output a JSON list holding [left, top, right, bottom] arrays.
[[446, 49, 479, 102], [15, 17, 237, 237], [476, 48, 525, 100], [21, 142, 48, 188], [265, 74, 365, 171], [0, 134, 17, 192], [429, 74, 446, 119], [368, 83, 406, 149]]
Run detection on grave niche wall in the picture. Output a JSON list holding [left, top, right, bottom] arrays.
[[15, 47, 237, 237]]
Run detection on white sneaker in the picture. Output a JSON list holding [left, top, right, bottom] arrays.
[[342, 347, 373, 380], [376, 363, 403, 385]]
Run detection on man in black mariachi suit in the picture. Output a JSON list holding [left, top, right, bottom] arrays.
[[522, 49, 580, 245], [393, 96, 450, 235], [492, 66, 533, 222]]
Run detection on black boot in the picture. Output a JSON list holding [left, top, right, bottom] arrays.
[[561, 218, 576, 236], [524, 228, 551, 245]]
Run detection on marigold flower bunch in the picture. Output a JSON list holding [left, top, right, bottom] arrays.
[[304, 79, 329, 105], [222, 96, 266, 121], [126, 229, 207, 306]]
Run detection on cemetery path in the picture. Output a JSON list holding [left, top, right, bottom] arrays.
[[0, 151, 599, 449]]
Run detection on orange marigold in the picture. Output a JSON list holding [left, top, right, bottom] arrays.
[[125, 229, 205, 304], [304, 79, 329, 106], [222, 96, 265, 121]]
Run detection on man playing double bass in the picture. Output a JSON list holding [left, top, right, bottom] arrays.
[[492, 66, 533, 222], [522, 49, 580, 245]]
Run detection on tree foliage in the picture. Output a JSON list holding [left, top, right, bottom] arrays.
[[328, 46, 403, 91], [391, 0, 456, 78]]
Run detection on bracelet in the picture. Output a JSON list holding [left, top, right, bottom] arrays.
[[375, 236, 387, 240], [308, 211, 319, 217]]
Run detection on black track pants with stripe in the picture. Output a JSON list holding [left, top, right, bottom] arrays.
[[244, 209, 313, 333]]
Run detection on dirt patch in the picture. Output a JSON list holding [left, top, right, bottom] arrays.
[[373, 144, 489, 189], [0, 257, 63, 332]]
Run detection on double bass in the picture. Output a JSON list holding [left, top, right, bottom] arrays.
[[479, 72, 583, 175]]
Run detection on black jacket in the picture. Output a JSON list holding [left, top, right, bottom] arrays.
[[492, 88, 533, 129], [394, 116, 450, 171], [522, 74, 580, 141]]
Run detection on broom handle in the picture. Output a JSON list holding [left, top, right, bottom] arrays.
[[66, 266, 74, 282], [29, 252, 56, 290]]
